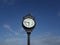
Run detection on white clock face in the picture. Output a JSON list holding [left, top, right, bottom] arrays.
[[23, 18, 35, 28]]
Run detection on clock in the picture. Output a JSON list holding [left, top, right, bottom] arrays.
[[23, 18, 35, 28], [22, 14, 36, 45]]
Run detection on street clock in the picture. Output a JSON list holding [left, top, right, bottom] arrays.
[[22, 14, 36, 33]]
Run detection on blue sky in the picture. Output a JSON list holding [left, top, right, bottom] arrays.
[[0, 0, 60, 45]]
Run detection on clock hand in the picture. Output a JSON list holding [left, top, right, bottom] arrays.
[[26, 22, 30, 26], [24, 21, 30, 26]]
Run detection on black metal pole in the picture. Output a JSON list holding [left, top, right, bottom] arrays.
[[27, 32, 31, 45]]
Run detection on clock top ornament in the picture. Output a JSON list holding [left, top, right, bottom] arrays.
[[23, 14, 34, 19]]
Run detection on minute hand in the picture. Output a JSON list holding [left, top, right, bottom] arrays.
[[26, 22, 30, 26]]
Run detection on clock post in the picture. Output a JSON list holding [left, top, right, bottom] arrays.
[[22, 14, 36, 45]]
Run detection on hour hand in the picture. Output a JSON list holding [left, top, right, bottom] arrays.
[[26, 22, 30, 26]]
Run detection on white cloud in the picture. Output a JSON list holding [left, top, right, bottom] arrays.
[[0, 0, 17, 5], [31, 33, 60, 45], [3, 24, 10, 29], [58, 11, 60, 16], [3, 24, 20, 35], [0, 32, 60, 45], [3, 24, 25, 36], [4, 38, 27, 45]]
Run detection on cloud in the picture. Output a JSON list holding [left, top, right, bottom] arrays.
[[0, 0, 17, 5], [4, 38, 27, 45], [3, 24, 10, 29], [3, 24, 20, 35], [3, 24, 25, 36], [31, 33, 60, 45], [0, 32, 60, 45], [58, 11, 60, 16]]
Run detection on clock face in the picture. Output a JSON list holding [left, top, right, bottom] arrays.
[[23, 18, 35, 28]]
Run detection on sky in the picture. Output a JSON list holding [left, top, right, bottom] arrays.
[[0, 0, 60, 45]]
